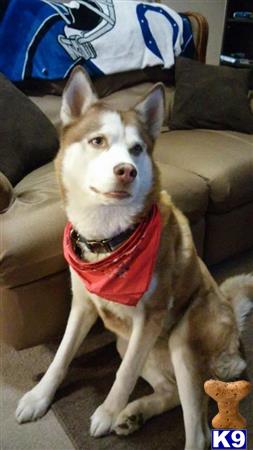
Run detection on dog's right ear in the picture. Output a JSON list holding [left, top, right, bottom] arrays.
[[60, 66, 97, 126]]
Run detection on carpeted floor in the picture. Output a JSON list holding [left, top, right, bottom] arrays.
[[51, 315, 253, 450], [1, 342, 75, 450], [3, 250, 253, 450]]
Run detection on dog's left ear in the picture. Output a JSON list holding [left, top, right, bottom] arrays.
[[134, 83, 165, 140], [61, 66, 98, 126]]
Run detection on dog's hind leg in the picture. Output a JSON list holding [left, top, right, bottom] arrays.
[[114, 380, 179, 435], [16, 269, 98, 423], [169, 319, 210, 450], [114, 389, 179, 435], [114, 337, 180, 435]]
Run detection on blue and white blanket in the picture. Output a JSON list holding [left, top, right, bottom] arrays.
[[0, 0, 194, 81]]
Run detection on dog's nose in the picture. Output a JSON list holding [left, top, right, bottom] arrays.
[[113, 163, 137, 184]]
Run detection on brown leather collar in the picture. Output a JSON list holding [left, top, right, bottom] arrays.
[[70, 224, 137, 255]]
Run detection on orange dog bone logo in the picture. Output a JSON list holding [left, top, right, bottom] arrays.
[[204, 379, 252, 429]]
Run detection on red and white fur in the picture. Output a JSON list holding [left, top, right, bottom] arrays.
[[16, 68, 253, 450]]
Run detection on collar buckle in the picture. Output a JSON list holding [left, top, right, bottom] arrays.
[[70, 228, 113, 254], [85, 239, 112, 253]]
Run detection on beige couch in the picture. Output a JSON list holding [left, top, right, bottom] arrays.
[[1, 12, 253, 350]]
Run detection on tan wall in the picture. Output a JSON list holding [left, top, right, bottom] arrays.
[[164, 0, 226, 64]]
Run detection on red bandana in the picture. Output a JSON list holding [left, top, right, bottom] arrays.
[[63, 205, 161, 306]]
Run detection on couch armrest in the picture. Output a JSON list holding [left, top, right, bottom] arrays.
[[0, 172, 15, 213], [184, 11, 209, 63]]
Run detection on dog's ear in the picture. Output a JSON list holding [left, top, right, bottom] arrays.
[[61, 66, 97, 126], [134, 83, 165, 140]]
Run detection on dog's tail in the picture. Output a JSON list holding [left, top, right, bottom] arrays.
[[220, 273, 253, 333], [211, 274, 253, 380]]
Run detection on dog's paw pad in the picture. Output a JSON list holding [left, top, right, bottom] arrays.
[[15, 391, 50, 424], [114, 413, 144, 435], [90, 405, 116, 437]]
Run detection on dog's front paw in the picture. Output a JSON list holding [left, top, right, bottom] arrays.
[[90, 404, 117, 437], [15, 389, 51, 424], [114, 410, 144, 436]]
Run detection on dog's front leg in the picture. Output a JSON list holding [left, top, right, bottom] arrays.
[[16, 269, 98, 423], [90, 307, 163, 437]]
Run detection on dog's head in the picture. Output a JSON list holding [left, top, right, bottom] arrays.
[[56, 66, 164, 216]]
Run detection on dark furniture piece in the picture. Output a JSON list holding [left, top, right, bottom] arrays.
[[220, 0, 253, 67]]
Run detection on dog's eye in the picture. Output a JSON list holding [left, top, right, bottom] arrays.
[[129, 143, 143, 156], [89, 136, 106, 148]]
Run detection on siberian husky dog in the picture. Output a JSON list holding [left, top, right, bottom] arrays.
[[16, 67, 253, 450]]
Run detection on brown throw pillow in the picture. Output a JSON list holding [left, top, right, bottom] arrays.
[[0, 73, 59, 186], [15, 66, 174, 98], [169, 57, 253, 134]]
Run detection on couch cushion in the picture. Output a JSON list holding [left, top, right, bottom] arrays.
[[31, 83, 175, 129], [156, 161, 208, 222], [24, 66, 174, 97], [157, 162, 208, 257], [169, 57, 253, 134], [0, 74, 59, 187], [94, 83, 175, 127], [0, 270, 70, 349], [154, 129, 253, 213], [30, 95, 62, 131], [0, 162, 67, 288], [205, 202, 253, 265]]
